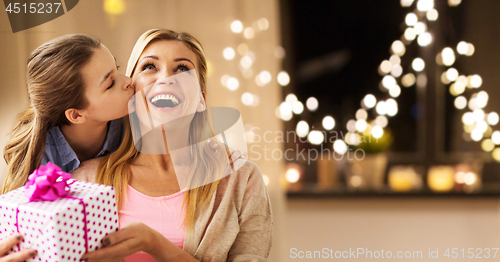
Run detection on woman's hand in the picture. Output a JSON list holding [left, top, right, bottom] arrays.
[[0, 233, 37, 262], [81, 222, 155, 262], [82, 222, 198, 262]]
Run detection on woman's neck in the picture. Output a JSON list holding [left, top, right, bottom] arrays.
[[59, 121, 109, 162]]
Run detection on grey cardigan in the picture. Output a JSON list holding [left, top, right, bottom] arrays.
[[72, 160, 273, 261]]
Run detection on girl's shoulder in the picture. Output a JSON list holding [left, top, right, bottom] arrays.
[[71, 157, 101, 183]]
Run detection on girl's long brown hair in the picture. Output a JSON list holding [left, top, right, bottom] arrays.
[[2, 34, 100, 194]]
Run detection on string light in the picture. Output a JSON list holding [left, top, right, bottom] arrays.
[[257, 18, 269, 30], [356, 109, 368, 120], [223, 47, 235, 60], [389, 85, 401, 98], [465, 43, 475, 56], [417, 0, 434, 12], [241, 92, 254, 106], [414, 22, 427, 35], [470, 74, 482, 88], [417, 32, 432, 47], [488, 112, 499, 125], [296, 121, 309, 138], [448, 0, 462, 7], [285, 168, 300, 183], [363, 94, 377, 109], [402, 73, 416, 87], [231, 20, 243, 33], [405, 13, 418, 26], [441, 47, 455, 66], [401, 0, 414, 7], [454, 96, 467, 109], [226, 77, 239, 91], [457, 41, 468, 55], [427, 9, 438, 21], [308, 130, 325, 145], [333, 140, 348, 155], [404, 28, 416, 41], [243, 27, 255, 39], [391, 40, 406, 56], [382, 75, 397, 89], [277, 71, 290, 86], [380, 60, 392, 74], [322, 116, 335, 130], [355, 119, 368, 132], [446, 68, 459, 82], [306, 97, 318, 112], [286, 94, 298, 104], [376, 101, 387, 115], [292, 101, 304, 115], [372, 126, 384, 139], [412, 58, 425, 72], [375, 116, 388, 128], [391, 64, 403, 77], [492, 131, 500, 144]]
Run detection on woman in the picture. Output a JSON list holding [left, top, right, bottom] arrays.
[[75, 29, 273, 261]]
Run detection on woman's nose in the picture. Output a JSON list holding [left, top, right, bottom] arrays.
[[156, 75, 177, 86]]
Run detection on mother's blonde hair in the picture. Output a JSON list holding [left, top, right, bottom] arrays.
[[95, 29, 228, 230]]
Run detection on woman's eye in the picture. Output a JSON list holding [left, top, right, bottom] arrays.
[[107, 80, 115, 90], [177, 65, 189, 72], [143, 64, 156, 71]]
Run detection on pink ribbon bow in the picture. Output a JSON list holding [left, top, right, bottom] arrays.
[[24, 162, 72, 202]]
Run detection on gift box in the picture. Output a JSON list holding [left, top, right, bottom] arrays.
[[0, 163, 119, 262]]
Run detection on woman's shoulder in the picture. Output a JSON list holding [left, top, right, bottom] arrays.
[[221, 160, 264, 189], [71, 157, 101, 183], [218, 160, 271, 215]]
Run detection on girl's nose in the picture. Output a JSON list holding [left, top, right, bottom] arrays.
[[123, 76, 133, 90]]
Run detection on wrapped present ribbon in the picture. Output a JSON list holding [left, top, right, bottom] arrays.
[[15, 162, 89, 255], [24, 162, 72, 202]]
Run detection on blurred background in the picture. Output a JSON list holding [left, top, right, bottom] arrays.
[[1, 0, 500, 261]]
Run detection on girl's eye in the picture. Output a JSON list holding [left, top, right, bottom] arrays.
[[107, 80, 115, 90]]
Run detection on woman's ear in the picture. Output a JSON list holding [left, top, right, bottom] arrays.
[[65, 108, 86, 124], [196, 91, 207, 112]]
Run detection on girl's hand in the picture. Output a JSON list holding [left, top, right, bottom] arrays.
[[0, 233, 37, 262], [208, 140, 246, 165], [81, 222, 155, 262]]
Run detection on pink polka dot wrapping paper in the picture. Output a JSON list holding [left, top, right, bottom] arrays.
[[0, 179, 119, 262]]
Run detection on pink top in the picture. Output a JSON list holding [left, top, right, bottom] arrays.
[[119, 184, 186, 261]]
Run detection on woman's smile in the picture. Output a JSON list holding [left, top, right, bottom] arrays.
[[148, 91, 182, 112]]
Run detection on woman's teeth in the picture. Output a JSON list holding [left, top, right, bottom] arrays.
[[150, 94, 180, 108]]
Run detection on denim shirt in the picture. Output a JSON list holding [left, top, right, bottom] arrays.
[[41, 118, 124, 173]]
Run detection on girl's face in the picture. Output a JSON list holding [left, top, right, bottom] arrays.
[[80, 44, 134, 123], [131, 40, 206, 129]]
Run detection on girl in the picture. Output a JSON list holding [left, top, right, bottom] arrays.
[[1, 34, 134, 193], [75, 29, 273, 262]]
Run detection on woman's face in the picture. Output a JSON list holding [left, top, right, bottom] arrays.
[[80, 44, 134, 123], [131, 40, 205, 129]]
